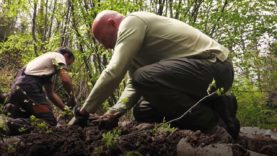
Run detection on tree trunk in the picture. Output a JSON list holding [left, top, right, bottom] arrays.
[[61, 1, 71, 47], [48, 0, 57, 38], [32, 0, 38, 56], [210, 0, 228, 37]]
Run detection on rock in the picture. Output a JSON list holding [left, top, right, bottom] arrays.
[[240, 127, 277, 140], [177, 138, 268, 156], [248, 150, 268, 156], [177, 138, 233, 156], [2, 136, 21, 144], [238, 134, 277, 155], [135, 122, 154, 130], [238, 127, 277, 155]]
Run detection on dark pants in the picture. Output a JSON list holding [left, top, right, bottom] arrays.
[[5, 87, 57, 126], [132, 57, 234, 131], [4, 70, 56, 135]]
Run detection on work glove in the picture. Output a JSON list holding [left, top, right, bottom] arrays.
[[68, 106, 89, 127], [92, 109, 124, 130]]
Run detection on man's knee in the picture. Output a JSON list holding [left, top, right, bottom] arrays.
[[133, 100, 163, 123], [133, 67, 160, 91], [133, 67, 149, 84], [133, 109, 163, 123]]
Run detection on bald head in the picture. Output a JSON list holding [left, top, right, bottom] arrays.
[[91, 10, 125, 49], [94, 10, 123, 24]]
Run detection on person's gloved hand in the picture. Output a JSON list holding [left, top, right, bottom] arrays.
[[68, 106, 89, 127], [92, 109, 124, 130]]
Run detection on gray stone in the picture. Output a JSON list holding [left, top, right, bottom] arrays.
[[177, 138, 233, 156], [240, 127, 277, 140]]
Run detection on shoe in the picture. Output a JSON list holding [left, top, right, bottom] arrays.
[[1, 115, 33, 136], [6, 118, 33, 135], [211, 94, 240, 139]]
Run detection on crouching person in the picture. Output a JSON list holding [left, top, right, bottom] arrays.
[[2, 47, 76, 135], [70, 10, 240, 141]]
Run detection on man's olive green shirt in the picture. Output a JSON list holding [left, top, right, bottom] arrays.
[[82, 12, 230, 113]]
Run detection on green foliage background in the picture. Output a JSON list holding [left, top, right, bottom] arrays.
[[0, 0, 276, 128]]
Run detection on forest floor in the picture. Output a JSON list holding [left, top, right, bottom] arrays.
[[1, 116, 277, 156]]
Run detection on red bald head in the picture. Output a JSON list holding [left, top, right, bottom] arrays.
[[91, 10, 125, 49]]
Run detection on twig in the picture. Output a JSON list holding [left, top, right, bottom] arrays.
[[167, 91, 217, 124]]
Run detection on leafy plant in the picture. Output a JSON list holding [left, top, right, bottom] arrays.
[[93, 146, 104, 154], [0, 115, 9, 138], [18, 127, 28, 133], [233, 78, 271, 126], [121, 151, 142, 156], [29, 115, 52, 134], [61, 105, 73, 116], [102, 128, 121, 149], [152, 122, 176, 136]]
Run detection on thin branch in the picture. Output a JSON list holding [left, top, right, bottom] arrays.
[[167, 91, 217, 124], [42, 0, 48, 42]]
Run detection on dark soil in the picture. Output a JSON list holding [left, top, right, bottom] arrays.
[[1, 120, 276, 156]]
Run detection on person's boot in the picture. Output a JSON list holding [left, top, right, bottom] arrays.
[[6, 118, 33, 135], [0, 115, 33, 136], [210, 94, 240, 139]]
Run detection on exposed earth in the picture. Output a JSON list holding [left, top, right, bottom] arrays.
[[0, 117, 277, 156]]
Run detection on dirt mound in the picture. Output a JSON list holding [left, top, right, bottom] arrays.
[[13, 126, 89, 156], [1, 121, 276, 156]]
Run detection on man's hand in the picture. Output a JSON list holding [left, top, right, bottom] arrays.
[[92, 110, 124, 130], [68, 106, 89, 127]]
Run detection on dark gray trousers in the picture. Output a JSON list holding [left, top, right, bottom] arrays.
[[132, 57, 234, 131], [3, 70, 57, 135]]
